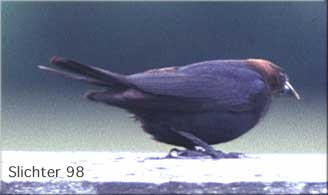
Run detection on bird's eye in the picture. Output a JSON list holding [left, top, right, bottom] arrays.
[[279, 72, 288, 82]]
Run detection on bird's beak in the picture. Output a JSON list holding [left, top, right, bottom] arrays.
[[283, 81, 301, 100]]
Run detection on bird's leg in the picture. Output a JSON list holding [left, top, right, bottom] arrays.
[[169, 131, 244, 159], [177, 131, 220, 157]]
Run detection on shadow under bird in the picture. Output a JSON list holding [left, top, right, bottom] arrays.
[[38, 57, 300, 158]]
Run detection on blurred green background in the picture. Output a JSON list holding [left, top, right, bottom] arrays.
[[1, 2, 326, 153]]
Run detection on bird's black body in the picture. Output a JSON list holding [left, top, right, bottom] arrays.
[[123, 61, 271, 148], [39, 57, 299, 157]]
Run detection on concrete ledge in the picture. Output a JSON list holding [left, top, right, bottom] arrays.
[[1, 152, 327, 194], [2, 181, 327, 194]]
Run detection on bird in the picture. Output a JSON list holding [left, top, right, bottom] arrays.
[[38, 56, 300, 159]]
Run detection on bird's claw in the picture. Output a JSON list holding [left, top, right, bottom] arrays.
[[166, 148, 245, 159], [211, 151, 245, 159], [166, 148, 210, 159]]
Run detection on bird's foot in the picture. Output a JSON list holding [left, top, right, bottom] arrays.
[[166, 148, 209, 159], [166, 148, 245, 159], [166, 131, 245, 159], [210, 151, 245, 159]]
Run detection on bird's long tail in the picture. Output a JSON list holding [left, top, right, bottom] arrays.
[[38, 56, 131, 89]]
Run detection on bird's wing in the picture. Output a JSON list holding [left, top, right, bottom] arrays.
[[127, 70, 267, 112]]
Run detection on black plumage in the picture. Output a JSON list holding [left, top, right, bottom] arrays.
[[39, 57, 300, 158]]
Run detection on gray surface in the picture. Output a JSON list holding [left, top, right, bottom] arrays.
[[1, 181, 327, 194], [1, 152, 327, 194]]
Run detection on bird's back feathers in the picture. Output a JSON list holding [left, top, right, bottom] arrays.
[[39, 57, 270, 113], [128, 60, 268, 112]]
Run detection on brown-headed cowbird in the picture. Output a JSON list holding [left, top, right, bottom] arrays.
[[38, 57, 300, 158]]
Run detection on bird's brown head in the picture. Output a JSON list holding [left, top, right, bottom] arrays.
[[246, 59, 300, 99]]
